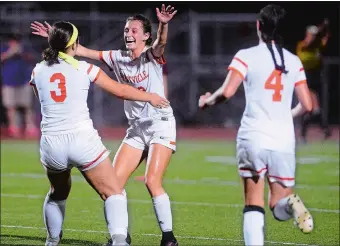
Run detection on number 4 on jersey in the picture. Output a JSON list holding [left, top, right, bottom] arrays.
[[264, 70, 283, 102]]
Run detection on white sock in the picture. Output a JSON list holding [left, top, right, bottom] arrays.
[[243, 209, 264, 246], [43, 193, 66, 239], [152, 193, 173, 232], [273, 196, 293, 221], [104, 194, 128, 237], [122, 189, 129, 231]]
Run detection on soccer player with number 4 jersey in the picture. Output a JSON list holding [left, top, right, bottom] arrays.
[[199, 5, 314, 246]]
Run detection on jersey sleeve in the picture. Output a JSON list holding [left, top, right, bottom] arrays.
[[29, 64, 40, 86], [82, 62, 101, 83], [294, 59, 307, 87], [146, 48, 166, 65], [99, 50, 115, 71], [227, 50, 248, 80], [29, 70, 35, 85]]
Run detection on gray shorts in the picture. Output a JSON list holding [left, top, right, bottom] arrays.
[[2, 84, 33, 108]]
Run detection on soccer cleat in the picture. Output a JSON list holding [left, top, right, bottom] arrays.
[[160, 239, 179, 246], [126, 232, 131, 245], [106, 234, 130, 246], [45, 230, 63, 246], [288, 194, 313, 233]]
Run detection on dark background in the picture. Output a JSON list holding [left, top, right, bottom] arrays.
[[36, 1, 339, 56], [1, 1, 339, 125]]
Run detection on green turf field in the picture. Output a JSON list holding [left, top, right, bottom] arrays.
[[1, 140, 339, 245]]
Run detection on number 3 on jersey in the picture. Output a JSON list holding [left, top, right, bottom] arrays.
[[265, 70, 283, 102], [50, 73, 67, 102]]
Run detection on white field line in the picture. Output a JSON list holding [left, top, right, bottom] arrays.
[[2, 172, 339, 191], [1, 193, 339, 214], [205, 155, 339, 165], [1, 225, 319, 246]]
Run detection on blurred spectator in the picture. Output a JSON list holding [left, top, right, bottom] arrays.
[[1, 33, 38, 138], [296, 19, 331, 142], [0, 74, 8, 127]]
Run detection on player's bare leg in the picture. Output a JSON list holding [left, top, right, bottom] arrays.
[[110, 143, 145, 245], [7, 107, 20, 138], [24, 107, 39, 138], [112, 143, 145, 188], [44, 169, 71, 246], [145, 144, 177, 246], [242, 177, 265, 246], [269, 182, 313, 233], [81, 156, 129, 246]]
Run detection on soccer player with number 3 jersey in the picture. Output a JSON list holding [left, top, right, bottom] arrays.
[[32, 4, 179, 246], [30, 21, 168, 246]]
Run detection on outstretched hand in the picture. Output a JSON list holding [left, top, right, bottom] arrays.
[[31, 21, 52, 38], [156, 4, 177, 24], [198, 92, 212, 109]]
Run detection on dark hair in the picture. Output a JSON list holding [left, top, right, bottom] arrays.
[[258, 5, 288, 74], [42, 21, 77, 66], [126, 14, 153, 46], [8, 33, 22, 42]]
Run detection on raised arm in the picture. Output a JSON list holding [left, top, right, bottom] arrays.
[[199, 70, 243, 109], [76, 44, 101, 60], [31, 21, 101, 61], [151, 4, 177, 58], [199, 52, 246, 109]]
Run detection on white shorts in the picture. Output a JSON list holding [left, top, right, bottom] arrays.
[[123, 116, 176, 152], [236, 140, 295, 187], [40, 129, 110, 173]]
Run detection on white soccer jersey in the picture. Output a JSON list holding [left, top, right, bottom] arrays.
[[99, 47, 173, 122], [228, 42, 307, 153], [30, 59, 101, 135]]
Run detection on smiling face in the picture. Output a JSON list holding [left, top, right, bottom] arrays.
[[124, 20, 150, 51]]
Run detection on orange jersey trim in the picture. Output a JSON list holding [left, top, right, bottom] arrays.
[[233, 57, 248, 68], [150, 49, 167, 65], [99, 51, 113, 71], [81, 150, 107, 170], [92, 69, 102, 83], [87, 64, 93, 74], [295, 80, 306, 87], [228, 66, 245, 80]]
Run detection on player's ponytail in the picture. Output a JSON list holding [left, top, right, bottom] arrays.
[[42, 21, 76, 66], [266, 43, 287, 74], [259, 5, 288, 74], [42, 47, 59, 66]]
